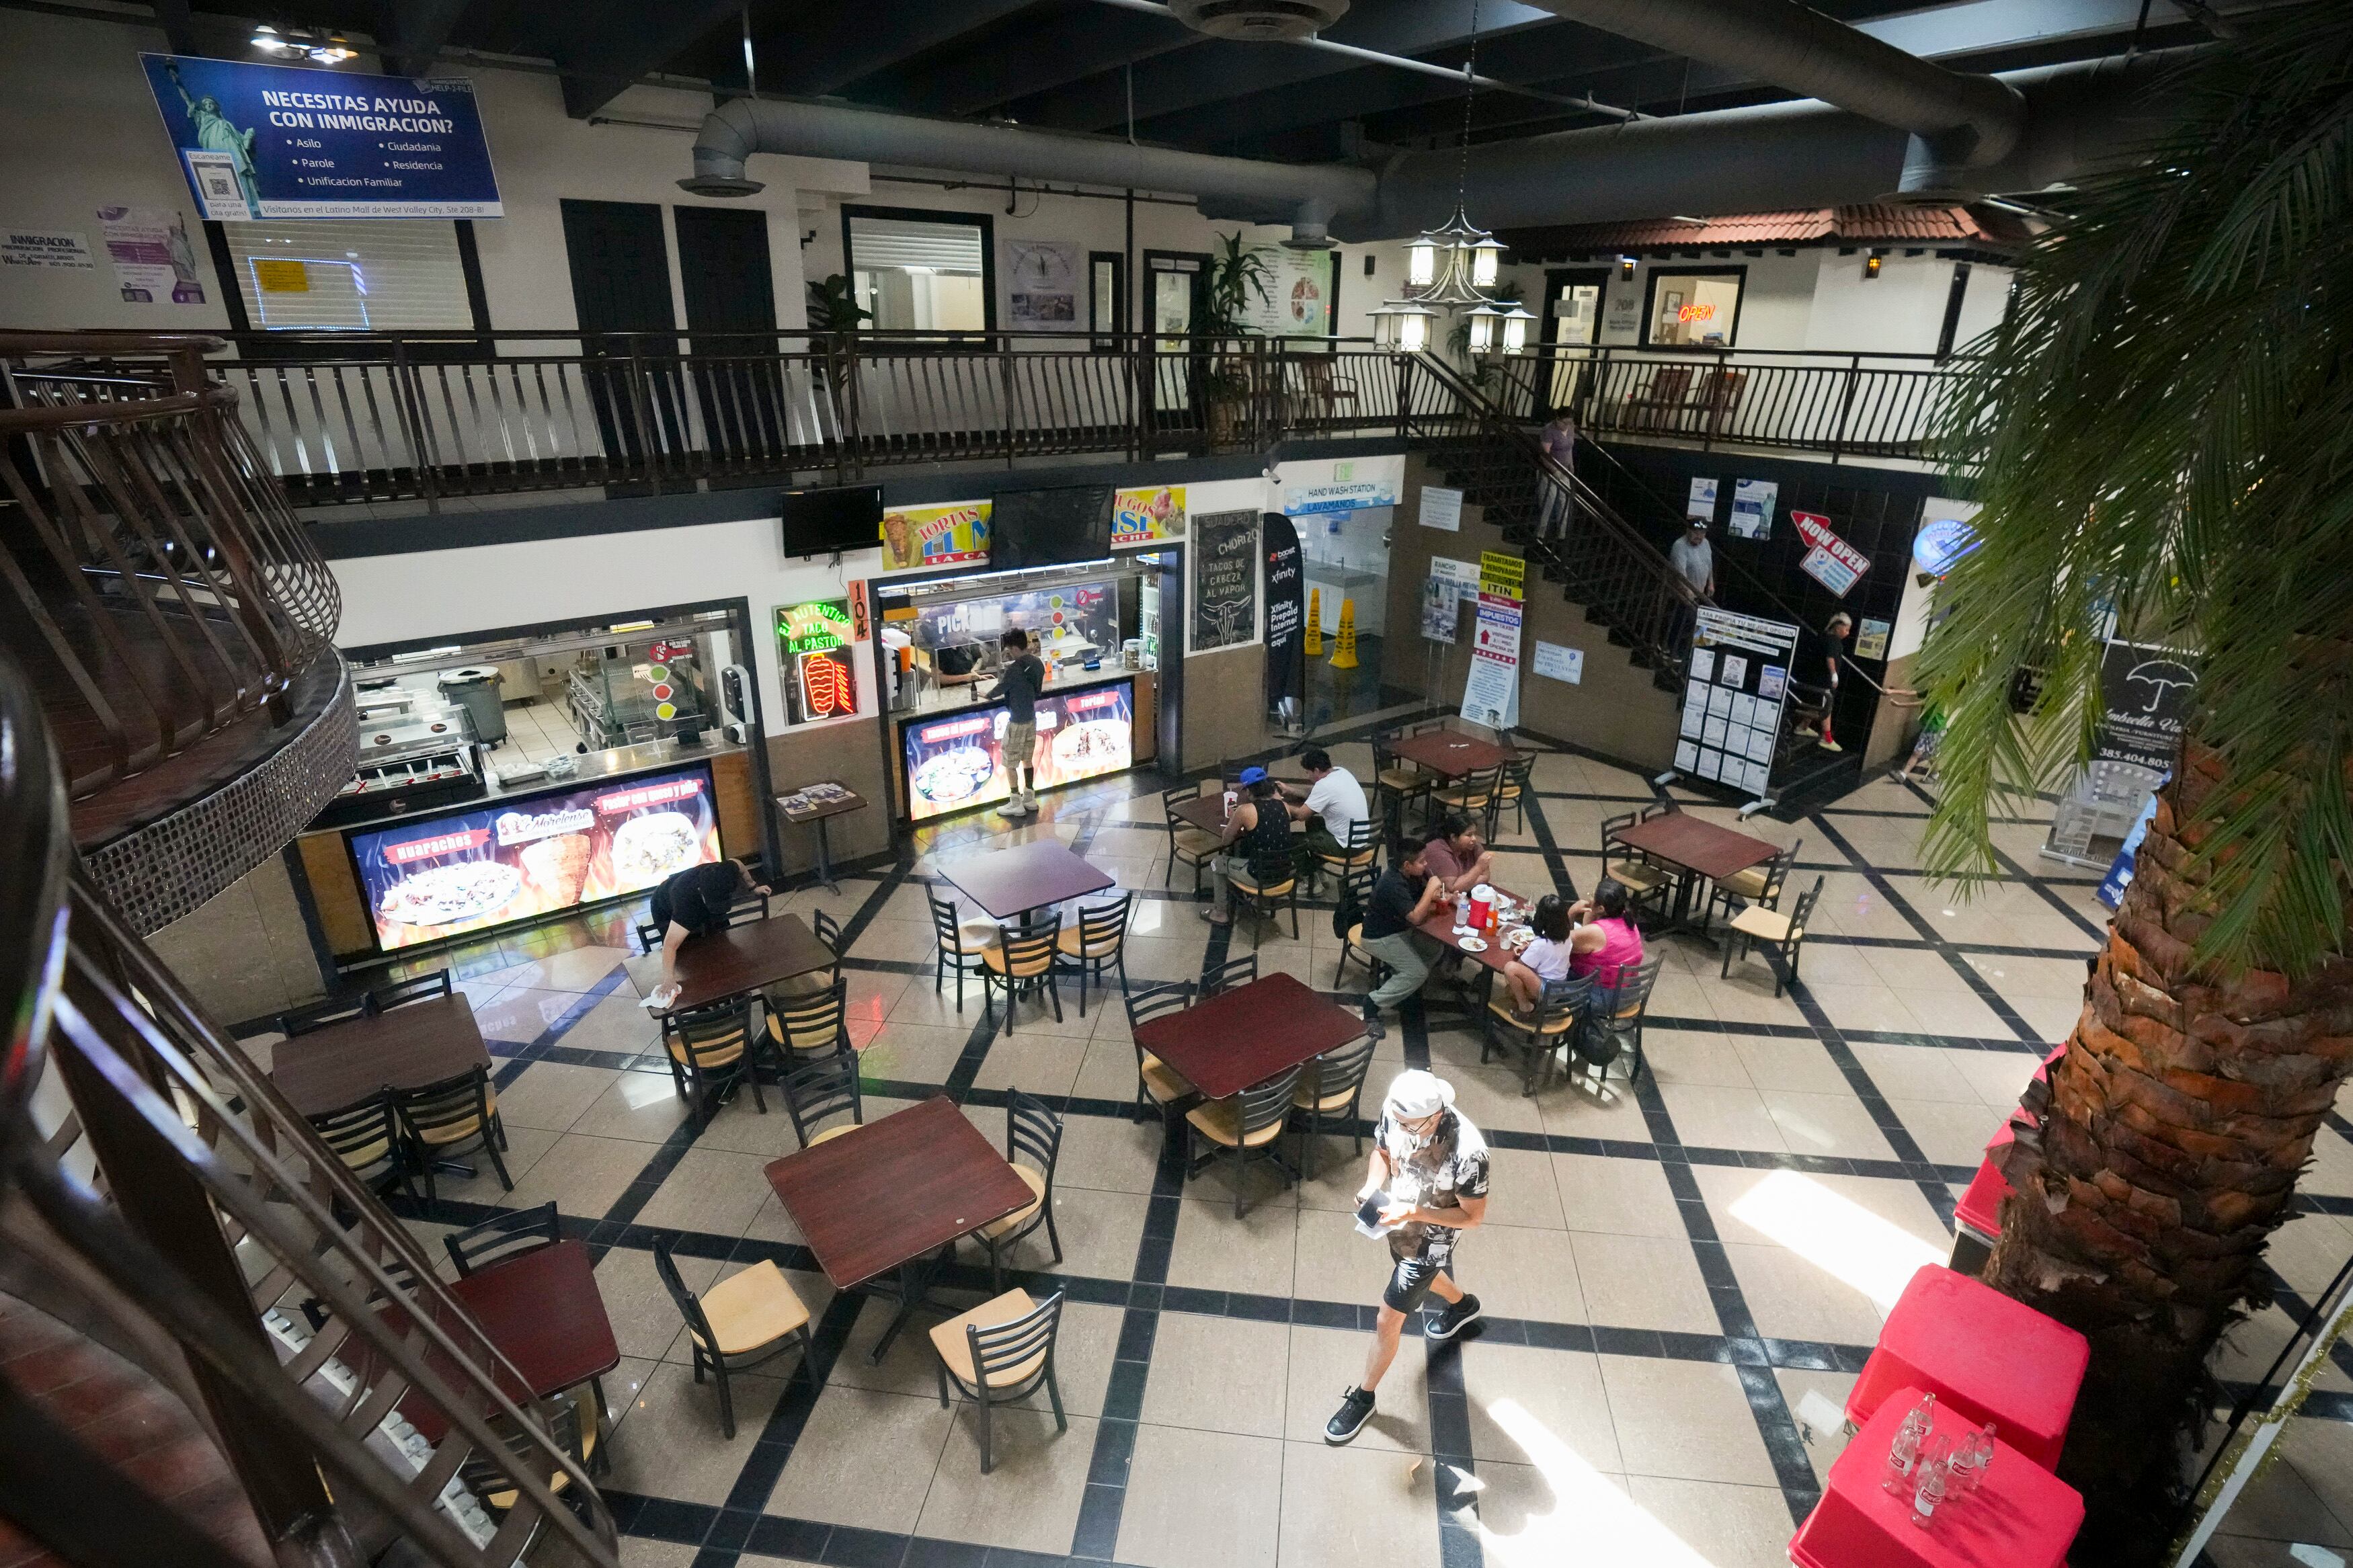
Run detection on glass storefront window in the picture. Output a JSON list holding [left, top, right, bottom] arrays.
[[1644, 270, 1745, 347], [846, 210, 989, 333]]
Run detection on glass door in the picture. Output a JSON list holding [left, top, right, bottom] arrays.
[[1542, 267, 1609, 414], [1146, 251, 1209, 422]]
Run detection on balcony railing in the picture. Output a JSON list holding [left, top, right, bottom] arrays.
[[1489, 344, 1975, 462]]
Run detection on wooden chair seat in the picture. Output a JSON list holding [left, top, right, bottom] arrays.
[[1291, 1079, 1359, 1113], [1316, 845, 1378, 870], [1376, 767, 1429, 794], [983, 944, 1054, 979], [1056, 927, 1122, 960], [1170, 827, 1221, 860], [808, 1123, 856, 1147], [1607, 858, 1669, 893], [1729, 905, 1802, 943], [338, 1133, 396, 1170], [1139, 1053, 1193, 1103], [977, 1164, 1048, 1240], [483, 1391, 598, 1510], [688, 1260, 811, 1357], [1716, 864, 1775, 900], [1488, 998, 1577, 1036], [412, 1089, 495, 1145], [930, 1288, 1047, 1389], [1186, 1097, 1288, 1149], [765, 1014, 840, 1055], [1229, 868, 1296, 898]]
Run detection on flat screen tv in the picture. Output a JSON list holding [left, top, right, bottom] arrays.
[[988, 484, 1115, 571], [780, 484, 885, 559]]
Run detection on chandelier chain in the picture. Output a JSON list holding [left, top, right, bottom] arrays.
[[1455, 0, 1480, 210]]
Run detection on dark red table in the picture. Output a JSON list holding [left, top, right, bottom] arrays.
[[664, 913, 838, 1014], [1611, 811, 1781, 935], [382, 1238, 619, 1443], [1847, 1266, 2088, 1473], [1387, 729, 1516, 782], [271, 995, 489, 1117], [1133, 973, 1366, 1101], [1170, 790, 1310, 836], [763, 1096, 1034, 1359], [1790, 1385, 2083, 1568], [936, 837, 1115, 923]]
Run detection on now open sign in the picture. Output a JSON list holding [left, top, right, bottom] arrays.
[[1792, 511, 1870, 597]]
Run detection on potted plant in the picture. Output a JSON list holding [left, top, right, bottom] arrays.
[[1201, 233, 1272, 448]]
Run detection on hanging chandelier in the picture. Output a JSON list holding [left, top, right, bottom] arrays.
[[1369, 0, 1535, 358]]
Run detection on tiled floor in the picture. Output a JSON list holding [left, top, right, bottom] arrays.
[[274, 707, 2353, 1568]]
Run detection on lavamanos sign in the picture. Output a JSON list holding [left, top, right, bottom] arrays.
[[141, 54, 502, 219]]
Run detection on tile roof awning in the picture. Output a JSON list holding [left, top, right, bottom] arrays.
[[1501, 204, 2029, 258]]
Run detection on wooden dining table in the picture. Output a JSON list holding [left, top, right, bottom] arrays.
[[270, 994, 490, 1118], [1133, 972, 1367, 1102], [662, 912, 838, 1014], [1388, 729, 1517, 782], [763, 1096, 1035, 1361], [1610, 811, 1780, 936], [936, 837, 1115, 923], [376, 1237, 620, 1444]]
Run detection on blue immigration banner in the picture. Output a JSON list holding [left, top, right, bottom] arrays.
[[141, 54, 503, 220]]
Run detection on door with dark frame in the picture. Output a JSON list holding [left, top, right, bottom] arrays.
[[675, 204, 786, 472], [1538, 267, 1611, 418], [560, 198, 684, 479], [1145, 250, 1211, 440]]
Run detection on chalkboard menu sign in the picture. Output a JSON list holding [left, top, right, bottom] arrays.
[[1191, 510, 1259, 653]]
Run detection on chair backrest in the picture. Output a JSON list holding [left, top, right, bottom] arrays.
[[1756, 839, 1801, 905], [1641, 800, 1679, 823], [1162, 781, 1205, 821], [782, 1053, 861, 1146], [308, 1094, 398, 1174], [1220, 759, 1251, 788], [444, 1202, 561, 1278], [1005, 1089, 1064, 1186], [1309, 1034, 1380, 1106], [1505, 752, 1538, 792], [1595, 950, 1667, 1023], [281, 995, 370, 1036], [929, 891, 978, 954], [996, 914, 1061, 979], [1125, 979, 1195, 1032], [395, 1065, 493, 1140], [637, 918, 664, 956], [1339, 866, 1378, 923], [369, 969, 451, 1014], [1533, 971, 1597, 1028], [670, 997, 753, 1065], [1203, 952, 1257, 996], [770, 979, 848, 1056], [1782, 876, 1825, 941], [1410, 719, 1448, 737], [1322, 818, 1374, 862], [651, 1235, 721, 1349], [727, 890, 772, 927], [1074, 894, 1132, 957], [1649, 365, 1693, 401], [1244, 848, 1295, 892], [460, 1391, 582, 1507], [1598, 809, 1639, 856], [807, 907, 846, 985], [966, 1290, 1064, 1393], [1237, 1066, 1306, 1137]]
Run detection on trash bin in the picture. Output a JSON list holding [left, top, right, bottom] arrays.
[[437, 667, 508, 747]]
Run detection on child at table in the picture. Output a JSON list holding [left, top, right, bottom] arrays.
[[1501, 894, 1575, 1016]]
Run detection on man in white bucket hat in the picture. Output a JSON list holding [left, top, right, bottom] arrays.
[[1324, 1069, 1490, 1444]]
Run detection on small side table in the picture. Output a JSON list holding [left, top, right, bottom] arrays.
[[776, 783, 867, 894]]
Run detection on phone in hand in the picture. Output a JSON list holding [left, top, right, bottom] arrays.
[[1356, 1192, 1388, 1230]]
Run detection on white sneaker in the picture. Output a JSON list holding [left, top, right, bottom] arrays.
[[998, 797, 1026, 820], [1021, 791, 1039, 814]]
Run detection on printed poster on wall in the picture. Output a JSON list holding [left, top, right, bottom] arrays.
[[97, 207, 206, 304], [1728, 478, 1778, 540], [1792, 511, 1870, 597], [1420, 575, 1459, 644], [1111, 485, 1186, 547], [1687, 477, 1720, 522], [1533, 642, 1583, 684], [140, 54, 502, 219], [1190, 510, 1259, 653], [1461, 593, 1523, 729], [1002, 239, 1082, 330], [1237, 243, 1336, 337], [2, 230, 93, 272], [1419, 486, 1464, 532], [879, 499, 990, 576], [2095, 641, 2196, 772]]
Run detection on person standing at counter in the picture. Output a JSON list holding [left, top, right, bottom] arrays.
[[989, 628, 1047, 819], [645, 858, 770, 1009]]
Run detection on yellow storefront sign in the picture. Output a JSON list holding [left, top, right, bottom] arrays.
[[879, 499, 990, 575]]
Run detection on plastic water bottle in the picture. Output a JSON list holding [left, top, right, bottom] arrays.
[[1455, 892, 1470, 929], [1881, 1393, 1936, 1494], [1912, 1435, 1953, 1528], [1958, 1421, 1996, 1495]]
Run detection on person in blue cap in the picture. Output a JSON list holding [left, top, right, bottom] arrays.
[[1203, 766, 1293, 925]]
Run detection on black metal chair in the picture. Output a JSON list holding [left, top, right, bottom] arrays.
[[1722, 875, 1825, 996], [766, 977, 850, 1064], [1162, 783, 1221, 894], [930, 890, 998, 1014], [766, 909, 843, 1008], [1702, 837, 1801, 939], [1226, 851, 1300, 950], [635, 917, 664, 956], [1330, 867, 1387, 992], [1599, 806, 1678, 923], [1054, 893, 1132, 1017], [393, 1065, 510, 1201], [980, 914, 1064, 1035], [653, 1235, 814, 1439], [726, 890, 772, 927], [1308, 817, 1376, 897], [307, 1093, 411, 1200], [280, 994, 370, 1036], [1434, 762, 1506, 842], [1482, 973, 1596, 1096], [1371, 730, 1433, 837], [929, 1289, 1068, 1475], [973, 1090, 1064, 1290], [368, 968, 452, 1014], [663, 997, 764, 1125], [1289, 1034, 1380, 1180], [444, 1202, 563, 1278], [1497, 750, 1539, 836], [1201, 952, 1258, 997], [1125, 981, 1198, 1122], [1185, 1065, 1306, 1218], [1589, 951, 1669, 1083], [781, 1052, 863, 1148], [458, 1389, 596, 1514]]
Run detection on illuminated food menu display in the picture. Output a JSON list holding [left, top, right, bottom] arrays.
[[902, 679, 1134, 821], [348, 761, 721, 950], [776, 597, 859, 725]]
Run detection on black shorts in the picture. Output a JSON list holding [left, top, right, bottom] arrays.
[[1382, 1229, 1461, 1313]]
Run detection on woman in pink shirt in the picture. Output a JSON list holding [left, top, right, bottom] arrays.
[[1566, 880, 1645, 987]]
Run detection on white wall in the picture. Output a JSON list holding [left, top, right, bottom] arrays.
[[1807, 251, 1952, 354], [1571, 247, 2010, 358]]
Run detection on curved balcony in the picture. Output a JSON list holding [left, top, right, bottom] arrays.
[[1, 332, 355, 932]]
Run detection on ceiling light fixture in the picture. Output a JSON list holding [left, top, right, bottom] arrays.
[[1369, 0, 1531, 358], [250, 23, 358, 63]]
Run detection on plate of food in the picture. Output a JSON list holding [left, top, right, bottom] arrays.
[[1501, 926, 1536, 953], [1051, 718, 1130, 773], [914, 747, 996, 808], [1457, 934, 1488, 954], [611, 811, 704, 886], [376, 860, 523, 928]]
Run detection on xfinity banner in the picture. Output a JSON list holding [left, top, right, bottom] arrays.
[[141, 54, 503, 220], [1263, 512, 1305, 718]]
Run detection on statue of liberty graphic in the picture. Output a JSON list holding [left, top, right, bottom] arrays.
[[165, 60, 261, 216]]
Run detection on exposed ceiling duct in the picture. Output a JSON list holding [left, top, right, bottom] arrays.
[[1515, 0, 2027, 197], [679, 54, 2172, 243]]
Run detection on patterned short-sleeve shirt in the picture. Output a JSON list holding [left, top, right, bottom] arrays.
[[1371, 1107, 1490, 1260]]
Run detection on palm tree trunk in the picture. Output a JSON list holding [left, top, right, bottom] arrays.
[[1987, 737, 2353, 1565]]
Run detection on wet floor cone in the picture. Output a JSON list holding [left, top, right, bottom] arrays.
[[1330, 598, 1359, 669], [1305, 587, 1323, 657]]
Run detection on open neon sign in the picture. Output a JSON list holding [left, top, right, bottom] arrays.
[[1676, 302, 1716, 323]]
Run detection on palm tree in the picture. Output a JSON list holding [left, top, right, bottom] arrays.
[[1917, 7, 2353, 1560]]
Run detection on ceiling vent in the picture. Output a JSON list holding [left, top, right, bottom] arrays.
[[1167, 0, 1347, 42]]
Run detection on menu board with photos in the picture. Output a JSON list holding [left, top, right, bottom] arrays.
[[1675, 607, 1801, 800], [1190, 510, 1259, 652]]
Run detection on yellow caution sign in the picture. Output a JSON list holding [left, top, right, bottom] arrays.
[[1330, 599, 1359, 669], [1305, 588, 1323, 656]]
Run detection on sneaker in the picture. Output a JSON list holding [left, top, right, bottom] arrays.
[[1425, 1293, 1484, 1342], [1020, 790, 1039, 814], [997, 798, 1026, 820], [1817, 737, 1843, 753], [1324, 1386, 1377, 1444], [1359, 1001, 1387, 1041]]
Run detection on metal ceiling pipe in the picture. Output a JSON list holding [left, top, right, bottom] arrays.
[[1519, 0, 2026, 183], [679, 94, 1375, 240]]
